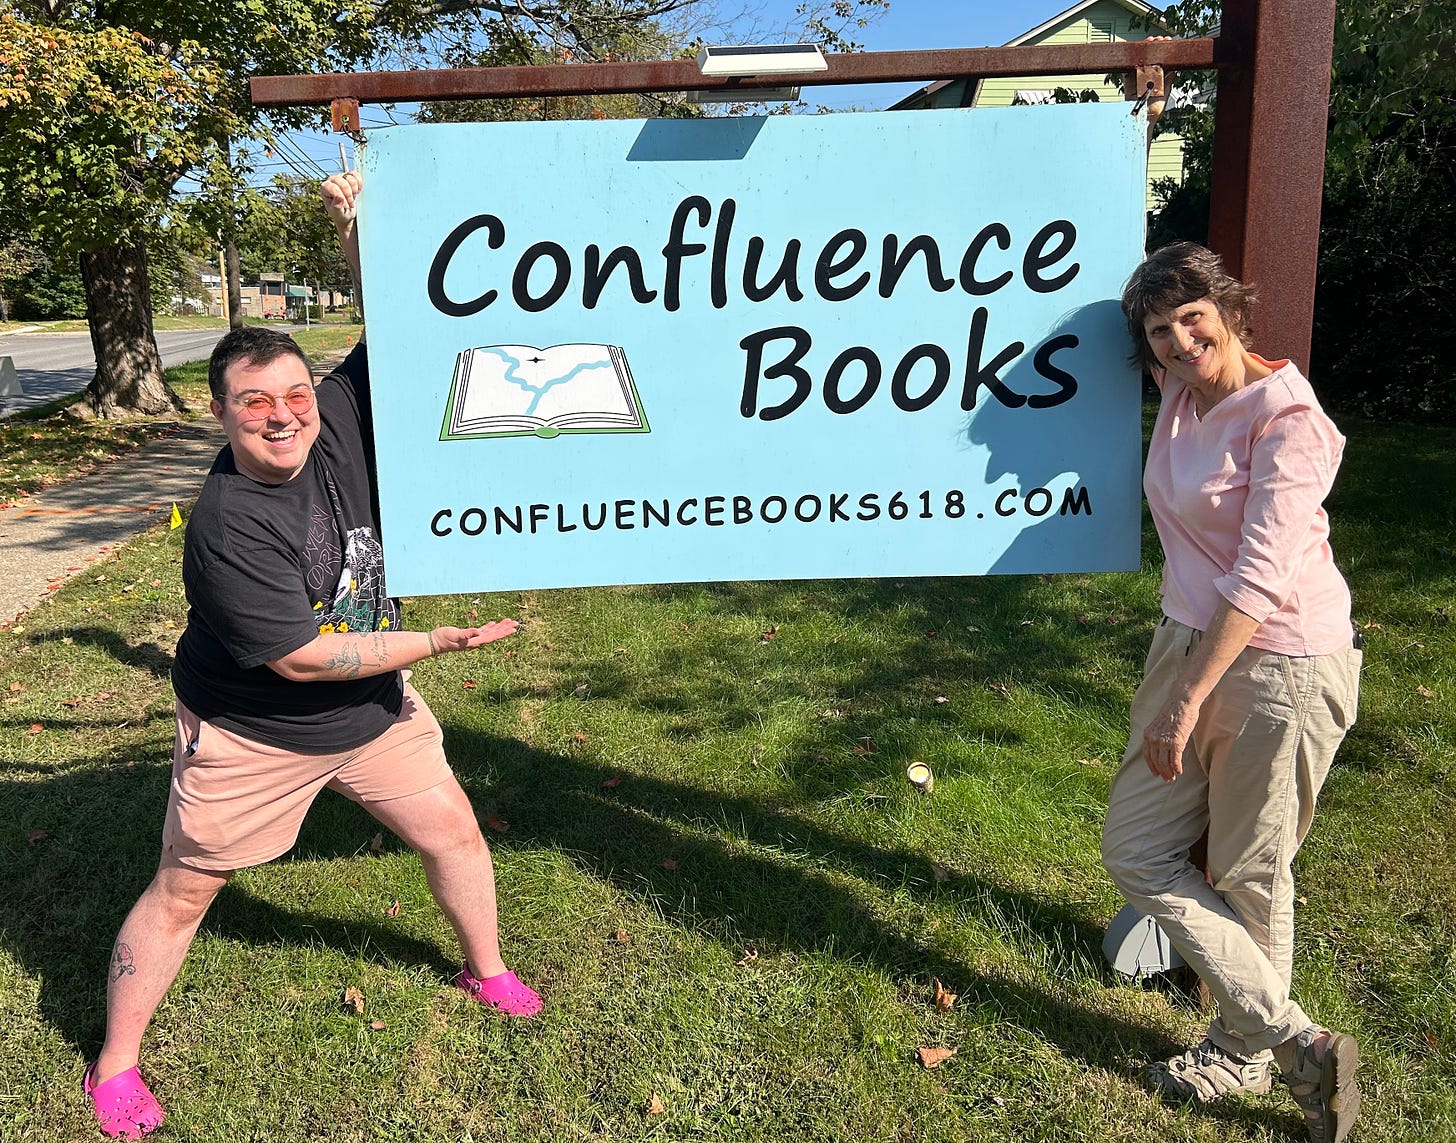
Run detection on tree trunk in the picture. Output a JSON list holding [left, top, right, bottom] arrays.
[[74, 243, 183, 418], [225, 240, 243, 330]]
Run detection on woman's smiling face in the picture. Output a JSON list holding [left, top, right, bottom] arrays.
[[1142, 295, 1241, 397]]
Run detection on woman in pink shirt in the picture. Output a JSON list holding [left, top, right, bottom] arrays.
[[1100, 243, 1363, 1143]]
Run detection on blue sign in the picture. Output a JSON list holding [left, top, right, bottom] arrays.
[[358, 105, 1147, 594]]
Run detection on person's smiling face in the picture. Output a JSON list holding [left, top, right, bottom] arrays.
[[1142, 295, 1241, 399], [211, 354, 319, 484]]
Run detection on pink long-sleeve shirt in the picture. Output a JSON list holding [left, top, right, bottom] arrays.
[[1144, 356, 1353, 656]]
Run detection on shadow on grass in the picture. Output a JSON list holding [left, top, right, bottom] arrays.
[[31, 625, 176, 678]]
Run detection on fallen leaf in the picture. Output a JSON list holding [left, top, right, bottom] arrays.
[[987, 682, 1012, 697], [61, 697, 82, 708], [96, 691, 112, 700], [661, 858, 679, 871], [369, 832, 384, 855], [370, 1019, 386, 1030], [462, 680, 478, 690], [149, 579, 161, 588], [646, 1093, 665, 1115], [468, 609, 478, 620], [26, 723, 42, 735], [613, 928, 629, 943], [1077, 758, 1102, 767], [572, 683, 591, 698], [502, 650, 515, 658], [342, 986, 366, 1015], [923, 629, 937, 638], [930, 862, 950, 883], [735, 948, 759, 967], [1361, 620, 1383, 630], [601, 774, 622, 789], [486, 816, 510, 833], [916, 1046, 957, 1069], [26, 829, 48, 845], [932, 977, 958, 1013], [1425, 1030, 1440, 1054], [760, 625, 779, 643], [1296, 896, 1308, 905], [7, 682, 20, 692], [385, 899, 401, 917], [572, 731, 589, 742], [852, 737, 877, 755], [933, 695, 948, 704], [1418, 684, 1435, 698]]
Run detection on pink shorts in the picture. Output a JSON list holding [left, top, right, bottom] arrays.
[[162, 683, 452, 871]]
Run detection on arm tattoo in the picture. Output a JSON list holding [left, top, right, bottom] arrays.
[[323, 642, 364, 678], [110, 942, 137, 982], [368, 632, 390, 665]]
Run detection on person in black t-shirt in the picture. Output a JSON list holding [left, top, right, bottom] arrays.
[[84, 172, 539, 1141]]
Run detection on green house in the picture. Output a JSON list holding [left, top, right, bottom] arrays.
[[892, 0, 1192, 213]]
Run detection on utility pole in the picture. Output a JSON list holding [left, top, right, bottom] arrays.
[[217, 247, 230, 323]]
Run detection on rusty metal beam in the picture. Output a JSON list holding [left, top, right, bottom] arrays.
[[1208, 0, 1335, 374], [250, 40, 1216, 108]]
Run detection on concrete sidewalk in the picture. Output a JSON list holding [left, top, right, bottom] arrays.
[[0, 420, 224, 627]]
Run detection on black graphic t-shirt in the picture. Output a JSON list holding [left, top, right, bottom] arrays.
[[172, 344, 404, 752]]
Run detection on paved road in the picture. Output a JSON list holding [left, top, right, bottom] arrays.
[[0, 328, 235, 417]]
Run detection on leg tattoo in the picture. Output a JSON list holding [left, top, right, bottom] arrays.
[[110, 942, 137, 983]]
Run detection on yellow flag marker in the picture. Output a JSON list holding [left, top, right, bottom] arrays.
[[169, 503, 183, 529]]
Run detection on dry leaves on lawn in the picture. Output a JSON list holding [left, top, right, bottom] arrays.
[[485, 816, 510, 833], [916, 1046, 957, 1069], [369, 832, 384, 855], [932, 977, 957, 1013], [385, 900, 401, 917], [613, 928, 629, 943], [735, 948, 759, 967], [601, 774, 623, 789], [661, 858, 679, 871], [342, 986, 366, 1015], [646, 1094, 665, 1115]]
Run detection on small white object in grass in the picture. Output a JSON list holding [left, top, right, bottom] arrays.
[[906, 761, 934, 794]]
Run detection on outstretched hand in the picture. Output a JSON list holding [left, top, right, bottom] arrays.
[[431, 620, 519, 654], [320, 170, 363, 226]]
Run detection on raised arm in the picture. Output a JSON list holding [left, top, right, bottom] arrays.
[[321, 170, 363, 317], [267, 620, 518, 682]]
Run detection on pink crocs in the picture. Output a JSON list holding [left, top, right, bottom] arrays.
[[454, 963, 542, 1017], [83, 1062, 164, 1139]]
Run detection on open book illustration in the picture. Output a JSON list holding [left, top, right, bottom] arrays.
[[439, 342, 650, 441]]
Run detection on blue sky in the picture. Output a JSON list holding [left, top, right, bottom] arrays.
[[251, 0, 1085, 183]]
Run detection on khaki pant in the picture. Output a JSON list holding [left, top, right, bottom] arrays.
[[1101, 618, 1362, 1056]]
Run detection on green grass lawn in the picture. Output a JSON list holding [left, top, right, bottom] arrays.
[[0, 414, 1452, 1141]]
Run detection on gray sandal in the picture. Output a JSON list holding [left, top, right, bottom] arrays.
[[1281, 1027, 1361, 1143], [1149, 1037, 1273, 1103]]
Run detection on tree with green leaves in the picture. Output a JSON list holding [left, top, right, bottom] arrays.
[[0, 0, 704, 417]]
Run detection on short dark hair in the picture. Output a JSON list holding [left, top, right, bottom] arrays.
[[1120, 242, 1258, 372], [208, 327, 312, 399]]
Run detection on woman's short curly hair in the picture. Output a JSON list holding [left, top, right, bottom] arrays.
[[1120, 241, 1258, 372]]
